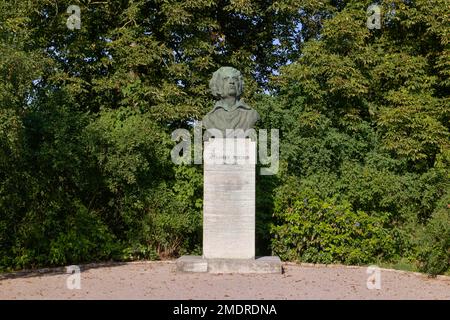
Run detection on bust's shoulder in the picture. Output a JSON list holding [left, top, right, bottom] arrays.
[[202, 111, 213, 125], [248, 107, 259, 115], [202, 106, 222, 128], [246, 107, 260, 121], [206, 101, 225, 114]]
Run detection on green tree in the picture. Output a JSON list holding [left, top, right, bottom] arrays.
[[270, 0, 449, 273]]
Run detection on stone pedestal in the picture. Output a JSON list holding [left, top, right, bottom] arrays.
[[177, 138, 281, 273], [203, 138, 256, 259]]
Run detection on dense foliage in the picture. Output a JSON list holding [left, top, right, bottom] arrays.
[[0, 0, 448, 275]]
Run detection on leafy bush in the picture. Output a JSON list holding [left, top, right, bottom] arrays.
[[48, 202, 120, 265], [416, 192, 450, 275], [125, 165, 203, 259], [271, 184, 396, 264]]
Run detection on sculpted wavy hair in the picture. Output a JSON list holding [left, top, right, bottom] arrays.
[[209, 66, 244, 99]]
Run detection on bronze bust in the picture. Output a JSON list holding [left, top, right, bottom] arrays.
[[203, 67, 260, 135]]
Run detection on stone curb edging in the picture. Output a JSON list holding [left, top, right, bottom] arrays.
[[1, 260, 449, 282], [282, 262, 450, 281], [0, 260, 172, 280]]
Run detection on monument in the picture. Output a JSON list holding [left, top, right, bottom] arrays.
[[176, 67, 282, 273]]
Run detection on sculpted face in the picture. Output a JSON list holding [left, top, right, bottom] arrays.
[[222, 70, 240, 98], [209, 66, 243, 99]]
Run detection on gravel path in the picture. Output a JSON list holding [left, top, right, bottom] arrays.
[[0, 261, 449, 300]]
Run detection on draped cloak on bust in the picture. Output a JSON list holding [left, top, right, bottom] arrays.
[[202, 99, 260, 137]]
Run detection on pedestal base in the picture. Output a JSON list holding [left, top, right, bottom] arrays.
[[176, 255, 282, 274]]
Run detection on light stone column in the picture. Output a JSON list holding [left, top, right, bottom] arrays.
[[203, 138, 256, 259]]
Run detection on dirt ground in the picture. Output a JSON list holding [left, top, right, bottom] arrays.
[[0, 261, 449, 300]]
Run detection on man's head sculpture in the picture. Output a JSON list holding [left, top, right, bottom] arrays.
[[202, 66, 260, 135], [209, 67, 244, 99]]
